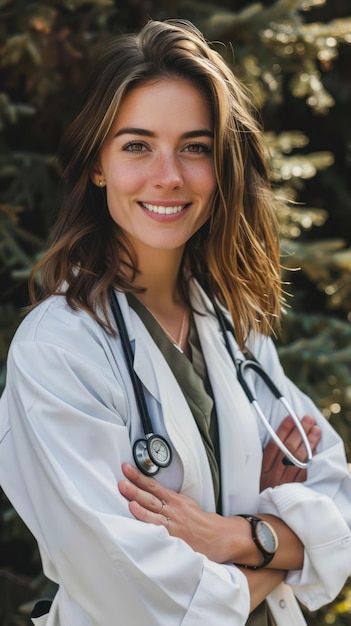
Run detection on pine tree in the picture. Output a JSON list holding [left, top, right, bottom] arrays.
[[1, 1, 350, 623]]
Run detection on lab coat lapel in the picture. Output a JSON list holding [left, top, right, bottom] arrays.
[[190, 281, 262, 516], [153, 363, 216, 510], [115, 291, 160, 402], [115, 291, 216, 511]]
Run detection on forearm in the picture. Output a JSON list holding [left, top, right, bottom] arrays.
[[260, 514, 304, 570], [218, 514, 304, 570], [240, 567, 285, 611]]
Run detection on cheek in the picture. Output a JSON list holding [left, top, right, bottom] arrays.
[[106, 165, 139, 194], [192, 161, 216, 196], [104, 172, 129, 223]]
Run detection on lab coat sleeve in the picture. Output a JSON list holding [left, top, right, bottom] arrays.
[[1, 339, 250, 626], [249, 334, 351, 611]]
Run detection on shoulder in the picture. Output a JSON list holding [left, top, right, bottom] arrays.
[[9, 295, 114, 374], [246, 332, 281, 367]]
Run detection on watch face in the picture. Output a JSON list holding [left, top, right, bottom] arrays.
[[256, 521, 278, 554], [148, 436, 171, 466]]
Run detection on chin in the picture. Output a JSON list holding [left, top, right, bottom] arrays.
[[141, 237, 188, 250]]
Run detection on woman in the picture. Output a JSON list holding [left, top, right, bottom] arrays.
[[0, 19, 350, 626]]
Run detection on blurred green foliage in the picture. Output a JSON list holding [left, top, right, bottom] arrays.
[[0, 0, 350, 624]]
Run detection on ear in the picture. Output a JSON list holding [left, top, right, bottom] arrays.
[[90, 163, 106, 188]]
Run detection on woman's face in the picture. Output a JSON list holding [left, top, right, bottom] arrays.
[[93, 77, 216, 254]]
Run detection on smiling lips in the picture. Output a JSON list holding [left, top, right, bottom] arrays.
[[140, 201, 190, 215]]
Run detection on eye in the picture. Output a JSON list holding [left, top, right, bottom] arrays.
[[123, 141, 148, 153], [183, 143, 212, 154]]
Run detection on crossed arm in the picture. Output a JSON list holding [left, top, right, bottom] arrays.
[[118, 415, 321, 610]]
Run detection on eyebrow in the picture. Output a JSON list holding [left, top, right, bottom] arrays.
[[114, 127, 214, 139]]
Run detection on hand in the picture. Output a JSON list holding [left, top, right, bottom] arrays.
[[260, 415, 321, 491], [118, 463, 228, 562]]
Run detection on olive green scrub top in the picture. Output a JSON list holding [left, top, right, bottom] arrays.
[[127, 294, 272, 626]]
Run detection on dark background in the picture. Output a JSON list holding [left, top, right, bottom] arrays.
[[1, 1, 350, 623]]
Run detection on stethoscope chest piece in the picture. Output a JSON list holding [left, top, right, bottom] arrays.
[[133, 434, 172, 476]]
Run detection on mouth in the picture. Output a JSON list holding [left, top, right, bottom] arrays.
[[139, 201, 190, 215]]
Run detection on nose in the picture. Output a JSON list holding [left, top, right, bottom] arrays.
[[151, 152, 184, 190]]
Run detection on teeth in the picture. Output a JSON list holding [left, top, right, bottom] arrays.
[[142, 202, 186, 215]]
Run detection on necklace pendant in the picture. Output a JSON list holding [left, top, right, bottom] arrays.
[[173, 343, 184, 354], [143, 302, 187, 353]]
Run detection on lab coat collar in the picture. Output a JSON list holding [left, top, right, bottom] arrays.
[[112, 289, 136, 342]]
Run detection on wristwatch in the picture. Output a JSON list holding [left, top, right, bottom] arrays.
[[234, 514, 279, 570]]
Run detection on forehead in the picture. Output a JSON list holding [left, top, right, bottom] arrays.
[[113, 77, 212, 131]]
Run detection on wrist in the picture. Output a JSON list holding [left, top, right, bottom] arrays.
[[219, 515, 263, 565], [237, 515, 279, 570]]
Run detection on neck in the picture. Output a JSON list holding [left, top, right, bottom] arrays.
[[125, 243, 186, 310]]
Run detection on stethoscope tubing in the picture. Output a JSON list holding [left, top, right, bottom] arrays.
[[237, 359, 313, 468], [214, 305, 312, 469], [110, 290, 313, 472], [251, 398, 312, 469], [110, 290, 154, 435], [212, 297, 312, 469]]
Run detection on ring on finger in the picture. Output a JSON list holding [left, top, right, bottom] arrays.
[[157, 499, 167, 514]]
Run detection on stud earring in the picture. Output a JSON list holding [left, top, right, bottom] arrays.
[[99, 179, 105, 187]]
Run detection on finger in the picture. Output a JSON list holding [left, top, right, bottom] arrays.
[[282, 415, 318, 466], [279, 415, 316, 463], [261, 416, 316, 489], [303, 423, 321, 455], [121, 463, 171, 502], [262, 415, 295, 473], [260, 416, 295, 489], [279, 417, 317, 481], [286, 423, 321, 464], [118, 479, 167, 514], [129, 500, 170, 531], [281, 423, 321, 482], [278, 416, 315, 481]]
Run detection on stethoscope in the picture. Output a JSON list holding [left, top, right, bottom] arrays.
[[110, 290, 313, 476]]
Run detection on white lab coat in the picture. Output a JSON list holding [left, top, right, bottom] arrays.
[[0, 279, 350, 626]]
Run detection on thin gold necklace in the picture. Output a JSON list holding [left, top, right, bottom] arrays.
[[147, 307, 187, 353]]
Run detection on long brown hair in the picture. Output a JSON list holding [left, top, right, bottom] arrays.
[[29, 18, 282, 348]]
